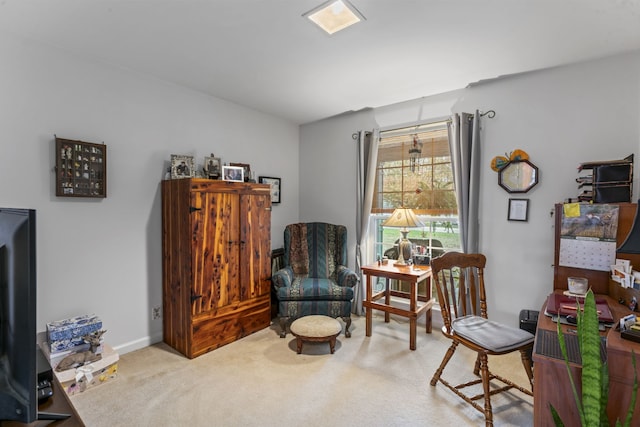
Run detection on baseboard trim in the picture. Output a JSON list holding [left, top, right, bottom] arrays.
[[114, 332, 163, 355], [113, 305, 443, 356]]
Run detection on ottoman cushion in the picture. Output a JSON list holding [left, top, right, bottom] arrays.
[[290, 315, 342, 338]]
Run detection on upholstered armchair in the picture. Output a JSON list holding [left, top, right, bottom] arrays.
[[271, 222, 358, 338]]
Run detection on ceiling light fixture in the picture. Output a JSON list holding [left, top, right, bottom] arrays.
[[303, 0, 365, 35]]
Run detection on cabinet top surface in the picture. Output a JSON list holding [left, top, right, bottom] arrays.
[[162, 178, 270, 193]]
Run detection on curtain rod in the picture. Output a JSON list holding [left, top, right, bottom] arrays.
[[352, 109, 496, 140], [352, 131, 371, 140]]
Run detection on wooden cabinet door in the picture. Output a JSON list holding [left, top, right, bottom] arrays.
[[239, 192, 271, 300], [190, 190, 240, 316]]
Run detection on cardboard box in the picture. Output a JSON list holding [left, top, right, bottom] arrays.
[[54, 344, 119, 395], [46, 314, 102, 352], [38, 334, 103, 368]]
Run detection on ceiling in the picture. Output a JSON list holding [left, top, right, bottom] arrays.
[[1, 1, 639, 125]]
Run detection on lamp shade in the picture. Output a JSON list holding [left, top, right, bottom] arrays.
[[381, 208, 425, 229], [618, 200, 640, 254]]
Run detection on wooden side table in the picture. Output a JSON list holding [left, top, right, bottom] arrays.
[[362, 260, 434, 350]]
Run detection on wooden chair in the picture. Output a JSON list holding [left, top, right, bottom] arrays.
[[429, 252, 534, 426]]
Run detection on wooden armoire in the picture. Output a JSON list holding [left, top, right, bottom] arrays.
[[161, 179, 272, 358]]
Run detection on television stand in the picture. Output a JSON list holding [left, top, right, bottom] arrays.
[[0, 378, 84, 427], [37, 412, 71, 421]]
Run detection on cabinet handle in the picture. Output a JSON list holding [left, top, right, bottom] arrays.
[[190, 206, 202, 213], [190, 293, 203, 303]]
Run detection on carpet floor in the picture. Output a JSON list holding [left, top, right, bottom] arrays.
[[70, 313, 534, 426]]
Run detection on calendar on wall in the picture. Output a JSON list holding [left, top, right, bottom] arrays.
[[558, 203, 619, 272]]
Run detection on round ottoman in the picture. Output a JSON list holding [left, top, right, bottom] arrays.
[[289, 315, 342, 354]]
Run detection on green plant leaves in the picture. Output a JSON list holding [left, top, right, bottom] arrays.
[[578, 291, 605, 426], [553, 290, 637, 426]]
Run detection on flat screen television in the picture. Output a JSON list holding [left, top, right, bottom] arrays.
[[0, 208, 37, 422]]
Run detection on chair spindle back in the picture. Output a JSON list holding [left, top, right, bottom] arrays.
[[431, 252, 487, 333]]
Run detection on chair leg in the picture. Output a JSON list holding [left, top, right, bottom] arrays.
[[519, 347, 534, 388], [430, 341, 459, 386], [479, 353, 494, 427], [342, 316, 352, 338], [473, 354, 481, 376], [279, 316, 289, 338]]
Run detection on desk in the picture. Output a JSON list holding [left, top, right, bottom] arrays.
[[362, 261, 434, 350], [533, 291, 640, 426]]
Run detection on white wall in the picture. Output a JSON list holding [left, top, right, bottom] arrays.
[[0, 32, 300, 354], [300, 50, 640, 325], [299, 109, 378, 269], [4, 27, 638, 354]]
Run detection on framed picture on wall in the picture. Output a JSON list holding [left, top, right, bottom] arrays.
[[508, 198, 529, 221], [259, 176, 281, 204], [222, 165, 244, 182]]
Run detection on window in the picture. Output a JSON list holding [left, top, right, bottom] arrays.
[[371, 120, 461, 262]]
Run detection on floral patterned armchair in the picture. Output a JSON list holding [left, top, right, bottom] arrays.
[[271, 222, 358, 338]]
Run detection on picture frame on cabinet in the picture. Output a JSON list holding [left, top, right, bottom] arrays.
[[204, 156, 221, 179], [230, 163, 252, 182], [223, 165, 244, 182], [508, 198, 529, 221], [171, 154, 195, 179], [259, 176, 281, 204]]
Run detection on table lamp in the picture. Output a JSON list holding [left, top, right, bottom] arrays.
[[381, 207, 425, 266]]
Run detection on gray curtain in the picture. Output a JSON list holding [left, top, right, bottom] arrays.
[[354, 130, 379, 315], [448, 111, 481, 253]]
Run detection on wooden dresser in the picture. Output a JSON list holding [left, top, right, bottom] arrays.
[[161, 179, 272, 358]]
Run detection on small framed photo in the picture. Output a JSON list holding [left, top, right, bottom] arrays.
[[204, 156, 221, 179], [259, 176, 281, 204], [171, 154, 195, 179], [230, 163, 251, 182], [222, 165, 244, 182], [508, 198, 529, 222]]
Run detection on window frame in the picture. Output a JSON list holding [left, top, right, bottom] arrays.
[[373, 119, 456, 217], [370, 118, 461, 267]]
